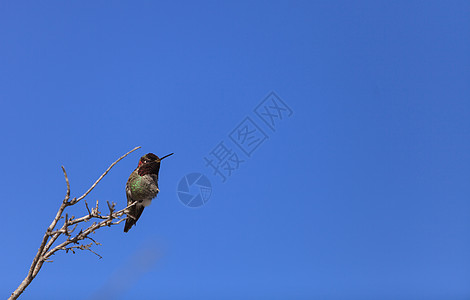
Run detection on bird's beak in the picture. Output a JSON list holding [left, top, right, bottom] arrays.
[[160, 153, 174, 160]]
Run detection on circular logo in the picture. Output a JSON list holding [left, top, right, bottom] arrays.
[[177, 173, 212, 207]]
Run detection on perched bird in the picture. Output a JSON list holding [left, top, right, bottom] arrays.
[[124, 152, 174, 232]]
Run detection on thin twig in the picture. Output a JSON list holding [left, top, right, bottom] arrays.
[[73, 146, 141, 204], [85, 200, 91, 215], [62, 166, 71, 203]]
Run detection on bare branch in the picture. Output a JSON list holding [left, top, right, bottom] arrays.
[[9, 146, 141, 300], [40, 200, 136, 262]]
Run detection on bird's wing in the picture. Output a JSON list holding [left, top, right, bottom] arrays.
[[124, 185, 145, 232], [124, 202, 145, 232]]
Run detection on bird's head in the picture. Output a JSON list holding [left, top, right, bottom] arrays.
[[138, 153, 159, 167], [137, 152, 174, 175]]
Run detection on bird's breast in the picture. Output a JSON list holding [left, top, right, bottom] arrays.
[[127, 174, 159, 201], [142, 198, 153, 207]]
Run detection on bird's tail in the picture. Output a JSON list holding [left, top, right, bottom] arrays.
[[124, 203, 145, 233], [124, 217, 135, 233]]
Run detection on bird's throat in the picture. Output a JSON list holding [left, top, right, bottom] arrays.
[[138, 161, 160, 176]]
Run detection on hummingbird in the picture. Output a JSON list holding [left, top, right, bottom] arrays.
[[124, 152, 174, 232]]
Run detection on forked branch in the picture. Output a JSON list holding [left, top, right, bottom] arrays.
[[9, 146, 141, 300]]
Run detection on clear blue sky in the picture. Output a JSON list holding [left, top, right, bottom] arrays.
[[1, 1, 469, 299]]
